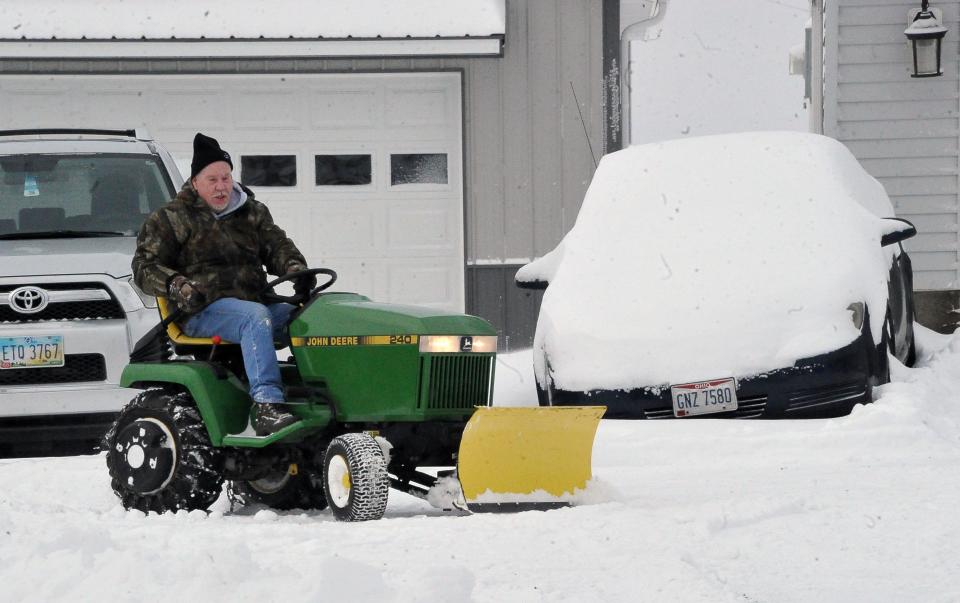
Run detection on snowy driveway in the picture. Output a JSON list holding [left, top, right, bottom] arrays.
[[1, 329, 959, 602]]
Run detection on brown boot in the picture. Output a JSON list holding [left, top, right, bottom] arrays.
[[250, 403, 298, 436]]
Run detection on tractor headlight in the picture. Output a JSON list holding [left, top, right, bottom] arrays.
[[847, 302, 865, 330], [419, 335, 498, 353]]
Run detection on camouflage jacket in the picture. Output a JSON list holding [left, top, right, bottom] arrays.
[[132, 182, 306, 310]]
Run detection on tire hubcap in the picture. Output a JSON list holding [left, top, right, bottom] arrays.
[[113, 418, 177, 495], [126, 444, 146, 469], [249, 470, 291, 495], [327, 454, 351, 508]]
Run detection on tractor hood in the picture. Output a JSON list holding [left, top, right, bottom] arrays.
[[291, 293, 497, 337], [0, 236, 136, 278]]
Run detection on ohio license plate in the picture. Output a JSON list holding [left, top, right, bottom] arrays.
[[671, 377, 738, 417], [0, 335, 64, 369]]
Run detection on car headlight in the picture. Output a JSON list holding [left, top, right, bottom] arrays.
[[419, 335, 497, 353], [125, 277, 157, 309], [847, 302, 865, 330]]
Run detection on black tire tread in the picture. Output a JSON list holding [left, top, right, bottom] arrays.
[[105, 388, 224, 513], [324, 433, 389, 522]]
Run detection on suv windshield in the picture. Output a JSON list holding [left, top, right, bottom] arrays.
[[0, 153, 176, 237]]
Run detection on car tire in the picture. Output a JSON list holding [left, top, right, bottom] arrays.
[[536, 380, 550, 406], [871, 311, 893, 387], [105, 388, 224, 513], [323, 433, 389, 521]]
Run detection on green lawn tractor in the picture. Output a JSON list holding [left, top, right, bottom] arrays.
[[105, 269, 604, 521]]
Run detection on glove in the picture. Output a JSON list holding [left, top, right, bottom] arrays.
[[286, 263, 317, 297], [168, 275, 207, 312]]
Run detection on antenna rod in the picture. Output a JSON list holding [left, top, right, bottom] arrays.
[[570, 81, 599, 169]]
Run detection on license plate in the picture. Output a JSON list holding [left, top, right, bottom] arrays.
[[0, 335, 64, 369], [671, 377, 738, 417]]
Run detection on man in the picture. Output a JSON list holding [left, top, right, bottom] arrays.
[[133, 133, 316, 436]]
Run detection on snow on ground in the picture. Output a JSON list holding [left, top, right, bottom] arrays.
[[1, 330, 960, 601]]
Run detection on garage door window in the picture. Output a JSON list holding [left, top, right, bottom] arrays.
[[315, 155, 372, 186], [240, 155, 297, 187], [390, 153, 448, 185]]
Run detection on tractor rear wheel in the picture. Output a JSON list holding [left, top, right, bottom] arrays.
[[230, 466, 328, 511], [105, 388, 223, 513], [323, 433, 389, 521]]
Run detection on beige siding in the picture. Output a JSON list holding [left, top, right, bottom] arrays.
[[825, 0, 960, 290]]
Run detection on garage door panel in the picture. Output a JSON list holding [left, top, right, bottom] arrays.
[[326, 260, 379, 299], [386, 206, 455, 251], [388, 263, 452, 307], [157, 90, 231, 130], [311, 207, 378, 255], [4, 88, 80, 120], [233, 92, 302, 130], [310, 90, 380, 128], [83, 91, 149, 124], [385, 88, 451, 127]]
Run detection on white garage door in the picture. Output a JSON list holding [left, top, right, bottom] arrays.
[[0, 73, 465, 311]]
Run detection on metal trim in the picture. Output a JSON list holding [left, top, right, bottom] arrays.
[[0, 37, 505, 59], [0, 288, 111, 306]]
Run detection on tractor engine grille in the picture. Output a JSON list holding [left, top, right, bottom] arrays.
[[424, 355, 494, 410], [0, 353, 107, 386]]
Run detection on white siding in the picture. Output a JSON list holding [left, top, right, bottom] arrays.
[[824, 0, 960, 290]]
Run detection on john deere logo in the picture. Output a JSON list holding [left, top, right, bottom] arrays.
[[9, 286, 49, 314], [460, 336, 473, 352]]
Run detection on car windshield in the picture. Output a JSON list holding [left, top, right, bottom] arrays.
[[0, 153, 175, 237]]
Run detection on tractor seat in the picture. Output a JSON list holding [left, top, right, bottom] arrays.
[[156, 297, 289, 350], [157, 297, 235, 347]]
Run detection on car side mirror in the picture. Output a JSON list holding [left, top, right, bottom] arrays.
[[516, 278, 548, 290], [880, 218, 916, 247]]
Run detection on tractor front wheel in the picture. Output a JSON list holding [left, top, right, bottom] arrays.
[[323, 433, 389, 521], [105, 388, 223, 513]]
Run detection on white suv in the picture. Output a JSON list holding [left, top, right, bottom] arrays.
[[0, 129, 182, 456]]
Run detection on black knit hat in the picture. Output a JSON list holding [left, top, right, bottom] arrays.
[[190, 132, 233, 178]]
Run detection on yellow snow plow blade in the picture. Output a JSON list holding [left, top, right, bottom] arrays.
[[457, 406, 605, 512]]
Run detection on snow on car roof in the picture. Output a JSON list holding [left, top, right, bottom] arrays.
[[522, 132, 896, 390]]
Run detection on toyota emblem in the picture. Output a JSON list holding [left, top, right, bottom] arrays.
[[9, 286, 49, 314]]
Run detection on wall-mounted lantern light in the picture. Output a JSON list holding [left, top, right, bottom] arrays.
[[905, 0, 948, 77]]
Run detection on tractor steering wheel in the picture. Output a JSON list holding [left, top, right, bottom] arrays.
[[260, 267, 338, 305]]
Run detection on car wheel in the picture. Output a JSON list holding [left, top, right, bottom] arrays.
[[323, 433, 389, 521], [105, 388, 224, 513]]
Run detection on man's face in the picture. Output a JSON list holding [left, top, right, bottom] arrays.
[[192, 161, 234, 212]]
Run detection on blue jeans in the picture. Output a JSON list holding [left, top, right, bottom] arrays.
[[184, 298, 296, 404]]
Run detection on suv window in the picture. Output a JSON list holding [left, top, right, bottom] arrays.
[[0, 153, 175, 236]]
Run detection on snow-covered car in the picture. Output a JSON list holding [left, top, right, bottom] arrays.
[[0, 129, 182, 455], [517, 132, 916, 419]]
